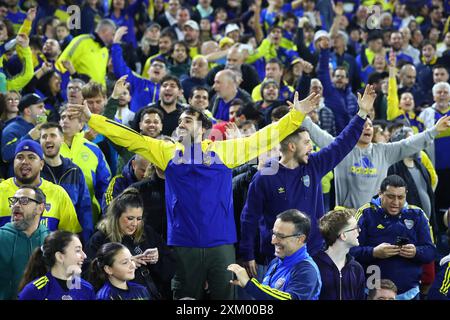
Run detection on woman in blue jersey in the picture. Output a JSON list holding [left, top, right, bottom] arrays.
[[89, 242, 151, 300], [86, 188, 176, 300], [18, 230, 95, 300]]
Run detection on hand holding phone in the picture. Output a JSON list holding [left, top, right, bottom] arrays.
[[143, 248, 158, 264]]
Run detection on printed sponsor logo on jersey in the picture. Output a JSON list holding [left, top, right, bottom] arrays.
[[376, 224, 385, 229], [350, 156, 377, 177], [278, 187, 285, 194]]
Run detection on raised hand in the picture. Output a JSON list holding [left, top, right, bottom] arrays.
[[113, 26, 128, 44], [67, 101, 92, 123], [389, 48, 396, 68], [16, 33, 29, 48], [435, 115, 450, 133], [227, 264, 250, 288], [357, 85, 377, 115], [111, 75, 130, 99], [61, 60, 76, 75], [287, 91, 321, 114], [300, 59, 314, 74], [26, 7, 36, 21], [225, 122, 242, 140]]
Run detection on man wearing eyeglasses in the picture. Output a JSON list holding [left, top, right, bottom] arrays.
[[350, 175, 436, 300], [0, 185, 50, 299], [240, 85, 377, 283], [228, 209, 321, 300], [314, 209, 365, 300]]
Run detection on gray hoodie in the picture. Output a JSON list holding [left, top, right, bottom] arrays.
[[302, 117, 438, 209]]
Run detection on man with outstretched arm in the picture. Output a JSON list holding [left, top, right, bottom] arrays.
[[67, 90, 320, 300]]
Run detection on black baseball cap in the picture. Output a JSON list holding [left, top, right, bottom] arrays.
[[18, 93, 46, 113]]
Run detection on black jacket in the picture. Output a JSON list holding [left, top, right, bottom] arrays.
[[130, 175, 167, 241], [86, 225, 176, 300]]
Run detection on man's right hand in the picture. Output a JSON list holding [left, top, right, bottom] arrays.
[[113, 26, 128, 44], [111, 75, 129, 99], [373, 243, 401, 259], [242, 260, 258, 278], [357, 84, 376, 117], [67, 101, 92, 122]]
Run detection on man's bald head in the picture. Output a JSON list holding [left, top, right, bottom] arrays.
[[226, 47, 245, 69]]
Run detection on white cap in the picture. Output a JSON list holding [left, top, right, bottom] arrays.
[[184, 20, 199, 31], [313, 30, 330, 43], [225, 23, 240, 35]]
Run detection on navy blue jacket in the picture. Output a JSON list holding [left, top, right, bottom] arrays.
[[245, 245, 322, 300], [240, 115, 366, 261], [318, 48, 358, 134], [111, 43, 160, 112], [101, 156, 138, 213], [41, 156, 93, 243], [350, 198, 436, 294], [313, 251, 366, 300], [180, 76, 209, 101], [427, 255, 450, 300], [1, 117, 34, 177]]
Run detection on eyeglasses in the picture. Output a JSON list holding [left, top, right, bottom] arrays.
[[7, 98, 20, 102], [271, 231, 302, 240], [342, 226, 361, 234], [151, 63, 165, 69], [67, 86, 81, 91], [8, 196, 41, 207]]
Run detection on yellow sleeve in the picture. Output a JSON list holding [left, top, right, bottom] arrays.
[[18, 18, 32, 35], [88, 114, 176, 170], [141, 56, 152, 78], [249, 278, 292, 300], [57, 188, 82, 233], [212, 108, 305, 168], [56, 35, 88, 74], [420, 151, 438, 190], [6, 45, 34, 91], [251, 84, 262, 102], [246, 39, 274, 64], [387, 76, 403, 120]]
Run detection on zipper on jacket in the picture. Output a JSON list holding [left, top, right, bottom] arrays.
[[339, 270, 342, 300], [58, 168, 77, 185]]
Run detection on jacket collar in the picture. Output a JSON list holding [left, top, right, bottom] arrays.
[[277, 244, 310, 268]]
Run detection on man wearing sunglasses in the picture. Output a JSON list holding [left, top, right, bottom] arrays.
[[350, 174, 436, 300], [0, 186, 50, 299]]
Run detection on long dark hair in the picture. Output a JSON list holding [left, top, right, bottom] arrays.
[[97, 188, 144, 243], [18, 231, 76, 292], [88, 242, 127, 291]]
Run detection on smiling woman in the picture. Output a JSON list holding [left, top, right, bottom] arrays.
[[17, 230, 95, 300], [85, 188, 177, 299]]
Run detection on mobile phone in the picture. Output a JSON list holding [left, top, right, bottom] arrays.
[[395, 236, 409, 246], [144, 248, 157, 256]]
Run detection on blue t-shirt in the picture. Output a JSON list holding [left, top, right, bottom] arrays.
[[96, 281, 151, 300], [18, 273, 95, 300]]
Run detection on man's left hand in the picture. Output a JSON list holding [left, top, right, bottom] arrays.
[[399, 244, 417, 258]]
